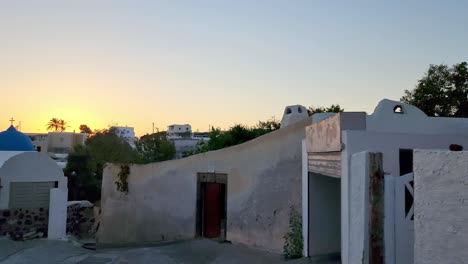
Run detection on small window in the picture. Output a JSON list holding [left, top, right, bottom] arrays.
[[285, 108, 292, 114], [394, 105, 404, 114], [298, 107, 302, 113]]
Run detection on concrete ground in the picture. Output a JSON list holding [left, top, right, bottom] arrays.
[[0, 238, 340, 264]]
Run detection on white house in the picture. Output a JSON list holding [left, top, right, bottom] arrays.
[[167, 124, 192, 139], [111, 126, 136, 147], [166, 124, 210, 159], [0, 126, 68, 240], [303, 99, 468, 264]]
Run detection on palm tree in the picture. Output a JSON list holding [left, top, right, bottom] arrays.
[[47, 118, 60, 131], [46, 118, 69, 132], [58, 119, 69, 132]]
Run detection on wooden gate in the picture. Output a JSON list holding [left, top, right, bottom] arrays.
[[394, 172, 414, 264]]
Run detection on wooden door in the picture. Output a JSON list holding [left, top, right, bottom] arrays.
[[203, 183, 222, 238]]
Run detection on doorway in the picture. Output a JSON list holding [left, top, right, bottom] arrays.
[[196, 173, 227, 239], [308, 172, 341, 258]]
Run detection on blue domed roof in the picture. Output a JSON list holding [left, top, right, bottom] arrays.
[[0, 126, 34, 151]]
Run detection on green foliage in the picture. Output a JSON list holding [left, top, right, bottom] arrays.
[[192, 117, 281, 154], [115, 164, 130, 194], [308, 104, 344, 116], [79, 124, 93, 135], [64, 145, 100, 201], [283, 206, 303, 260], [402, 62, 468, 117], [135, 132, 176, 163], [65, 129, 140, 201]]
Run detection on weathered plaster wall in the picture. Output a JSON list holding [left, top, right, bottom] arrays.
[[0, 152, 67, 209], [413, 150, 468, 264], [98, 119, 310, 253]]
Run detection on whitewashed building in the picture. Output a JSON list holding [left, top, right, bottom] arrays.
[[166, 124, 209, 159], [303, 99, 468, 264], [0, 126, 68, 240], [167, 124, 192, 139], [111, 126, 136, 147]]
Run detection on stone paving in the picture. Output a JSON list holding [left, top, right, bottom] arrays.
[[0, 237, 340, 264]]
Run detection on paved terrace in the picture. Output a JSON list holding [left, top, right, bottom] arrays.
[[0, 238, 339, 264]]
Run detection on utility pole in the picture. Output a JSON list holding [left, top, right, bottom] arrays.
[[152, 123, 155, 134]]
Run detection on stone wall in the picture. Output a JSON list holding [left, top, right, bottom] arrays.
[[66, 204, 97, 238], [0, 207, 49, 240], [413, 150, 468, 264]]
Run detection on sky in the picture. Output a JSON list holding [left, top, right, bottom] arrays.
[[0, 1, 467, 136]]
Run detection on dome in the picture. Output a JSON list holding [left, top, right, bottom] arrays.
[[0, 126, 34, 151]]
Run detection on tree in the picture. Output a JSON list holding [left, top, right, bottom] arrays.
[[191, 118, 282, 155], [401, 62, 468, 117], [136, 132, 176, 163], [46, 118, 61, 131], [46, 118, 69, 132], [307, 104, 344, 116], [79, 124, 93, 135], [58, 119, 69, 131], [255, 117, 281, 132], [65, 129, 140, 201]]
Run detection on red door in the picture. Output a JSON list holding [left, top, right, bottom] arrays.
[[203, 183, 222, 238]]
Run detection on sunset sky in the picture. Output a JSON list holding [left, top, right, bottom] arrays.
[[1, 1, 467, 136]]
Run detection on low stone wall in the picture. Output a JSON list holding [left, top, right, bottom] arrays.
[[0, 208, 49, 240], [66, 204, 97, 238]]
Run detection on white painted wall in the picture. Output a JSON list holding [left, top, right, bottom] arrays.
[[0, 152, 67, 209], [48, 188, 68, 240], [367, 99, 468, 135], [413, 150, 468, 264], [281, 105, 308, 128], [341, 132, 468, 264], [301, 140, 308, 257], [348, 151, 369, 264]]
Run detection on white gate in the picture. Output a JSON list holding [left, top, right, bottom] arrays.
[[394, 172, 414, 264]]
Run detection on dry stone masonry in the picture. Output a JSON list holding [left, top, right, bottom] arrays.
[[0, 208, 49, 240]]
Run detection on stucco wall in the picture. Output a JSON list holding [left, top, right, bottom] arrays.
[[0, 152, 67, 209], [98, 118, 310, 253], [413, 150, 468, 264]]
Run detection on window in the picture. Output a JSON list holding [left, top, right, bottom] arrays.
[[285, 108, 292, 114], [298, 107, 302, 113], [394, 105, 404, 114]]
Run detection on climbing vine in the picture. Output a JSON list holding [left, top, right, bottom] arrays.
[[283, 206, 303, 259], [115, 164, 130, 194]]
